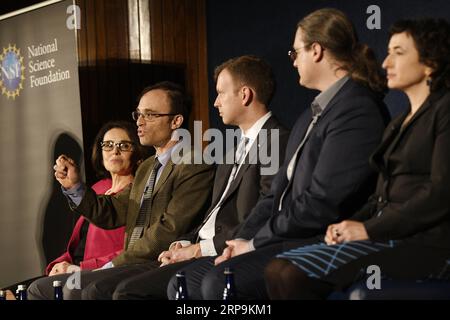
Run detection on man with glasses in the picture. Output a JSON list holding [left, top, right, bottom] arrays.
[[28, 81, 215, 300], [78, 55, 290, 300]]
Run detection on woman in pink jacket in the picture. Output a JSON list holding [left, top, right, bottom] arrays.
[[46, 121, 148, 275]]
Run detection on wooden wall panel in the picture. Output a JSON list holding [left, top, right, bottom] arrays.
[[73, 0, 208, 183], [188, 0, 209, 133], [162, 0, 175, 61], [146, 0, 209, 134], [149, 0, 163, 60], [191, 0, 209, 132]]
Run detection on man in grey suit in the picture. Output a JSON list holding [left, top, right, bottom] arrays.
[[79, 55, 290, 299], [28, 81, 215, 299]]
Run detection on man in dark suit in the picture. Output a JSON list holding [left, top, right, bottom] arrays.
[[80, 55, 290, 299], [28, 81, 215, 299], [166, 8, 391, 300]]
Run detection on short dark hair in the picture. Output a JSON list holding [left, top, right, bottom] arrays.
[[214, 55, 276, 105], [138, 81, 192, 129], [390, 18, 450, 91], [91, 120, 147, 178]]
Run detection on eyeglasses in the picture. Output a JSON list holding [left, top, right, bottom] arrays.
[[100, 140, 134, 152], [132, 110, 177, 121], [288, 46, 308, 62]]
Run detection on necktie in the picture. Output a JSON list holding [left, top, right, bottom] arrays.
[[228, 136, 249, 181], [278, 103, 321, 211], [195, 136, 249, 241], [128, 158, 162, 247]]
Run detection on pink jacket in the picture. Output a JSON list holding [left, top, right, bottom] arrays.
[[46, 179, 125, 274]]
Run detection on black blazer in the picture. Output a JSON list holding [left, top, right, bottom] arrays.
[[180, 115, 289, 253], [352, 89, 450, 249], [237, 79, 390, 247]]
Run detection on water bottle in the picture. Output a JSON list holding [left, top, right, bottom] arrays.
[[17, 284, 27, 300], [222, 267, 236, 300], [53, 280, 63, 300], [175, 271, 189, 300], [0, 290, 5, 300]]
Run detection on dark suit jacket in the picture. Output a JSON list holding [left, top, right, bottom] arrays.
[[73, 154, 215, 266], [236, 79, 389, 248], [180, 116, 289, 254], [352, 89, 450, 249]]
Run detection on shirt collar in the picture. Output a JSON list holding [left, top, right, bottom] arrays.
[[312, 76, 349, 115], [156, 142, 179, 166], [242, 111, 272, 142]]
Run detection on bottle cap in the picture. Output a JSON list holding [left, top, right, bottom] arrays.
[[17, 284, 27, 291], [224, 267, 233, 274], [53, 280, 62, 287]]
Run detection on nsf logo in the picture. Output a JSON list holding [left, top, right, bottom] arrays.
[[0, 44, 25, 100]]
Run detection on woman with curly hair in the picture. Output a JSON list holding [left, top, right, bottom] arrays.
[[265, 18, 450, 299]]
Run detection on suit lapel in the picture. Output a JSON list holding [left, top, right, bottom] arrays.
[[288, 109, 312, 157], [369, 114, 406, 175], [210, 163, 234, 206], [219, 145, 254, 202], [134, 158, 155, 197], [152, 159, 175, 196], [215, 116, 278, 206], [128, 156, 174, 238], [381, 93, 437, 166], [126, 157, 155, 236]]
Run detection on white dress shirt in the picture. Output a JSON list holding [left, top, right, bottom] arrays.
[[197, 111, 273, 256]]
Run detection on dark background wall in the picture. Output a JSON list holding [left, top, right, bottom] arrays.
[[3, 1, 450, 143], [205, 0, 450, 131]]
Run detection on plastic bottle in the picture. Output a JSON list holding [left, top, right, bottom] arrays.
[[175, 271, 189, 300], [222, 267, 236, 300], [53, 280, 63, 300], [17, 284, 27, 300]]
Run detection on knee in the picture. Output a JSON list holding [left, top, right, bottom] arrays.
[[28, 278, 50, 300], [264, 258, 298, 299], [166, 274, 178, 300], [81, 281, 101, 300], [264, 258, 292, 286], [201, 267, 224, 300], [112, 281, 134, 300], [63, 286, 81, 300], [112, 283, 126, 300]]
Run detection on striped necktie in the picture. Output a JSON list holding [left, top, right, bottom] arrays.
[[194, 136, 249, 242], [228, 136, 249, 181], [128, 158, 162, 247]]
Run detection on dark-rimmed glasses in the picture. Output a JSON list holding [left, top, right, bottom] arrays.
[[101, 140, 134, 152], [132, 110, 177, 121]]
